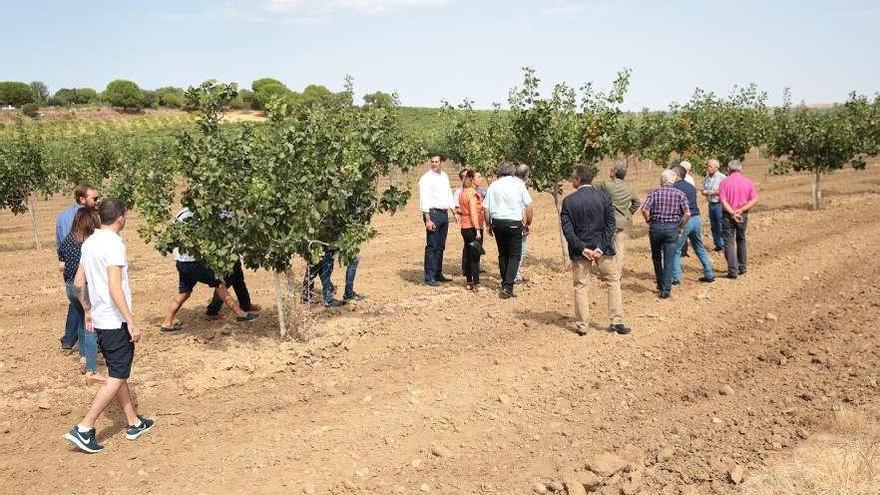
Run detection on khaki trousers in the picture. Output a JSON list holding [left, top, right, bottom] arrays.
[[613, 230, 627, 273], [572, 254, 623, 327]]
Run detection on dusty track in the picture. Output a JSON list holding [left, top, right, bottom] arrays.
[[1, 161, 879, 494]]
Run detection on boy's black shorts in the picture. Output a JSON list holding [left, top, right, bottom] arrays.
[[96, 323, 134, 379]]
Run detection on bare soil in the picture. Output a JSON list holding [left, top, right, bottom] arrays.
[[1, 159, 879, 494]]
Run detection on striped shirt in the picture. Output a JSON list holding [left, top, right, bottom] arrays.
[[702, 172, 726, 204], [643, 184, 689, 224]]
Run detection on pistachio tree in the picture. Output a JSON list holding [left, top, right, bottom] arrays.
[[506, 67, 631, 264], [138, 80, 421, 339], [768, 90, 869, 209]]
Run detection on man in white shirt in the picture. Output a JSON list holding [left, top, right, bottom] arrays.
[[65, 198, 153, 454], [160, 208, 259, 331], [418, 154, 456, 286], [484, 161, 533, 298]]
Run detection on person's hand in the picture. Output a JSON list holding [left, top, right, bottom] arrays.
[[678, 227, 684, 236], [523, 224, 530, 236], [84, 311, 95, 333], [58, 261, 65, 272], [127, 321, 140, 343], [734, 212, 744, 224], [487, 226, 494, 237], [425, 218, 436, 232], [476, 230, 482, 240]]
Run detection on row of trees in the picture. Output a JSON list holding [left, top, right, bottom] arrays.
[[0, 77, 358, 113], [2, 71, 878, 335], [441, 68, 879, 220]]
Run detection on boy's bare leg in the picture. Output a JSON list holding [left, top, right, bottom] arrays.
[[161, 292, 191, 327], [79, 378, 126, 428]]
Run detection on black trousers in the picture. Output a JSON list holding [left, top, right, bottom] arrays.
[[460, 228, 482, 285], [722, 212, 749, 275], [206, 261, 253, 315], [492, 219, 523, 293]]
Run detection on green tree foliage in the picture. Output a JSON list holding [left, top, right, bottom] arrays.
[[0, 82, 35, 106], [440, 99, 510, 173], [677, 85, 769, 174], [104, 80, 145, 110], [768, 90, 870, 209], [52, 87, 99, 106], [251, 78, 289, 110], [136, 80, 421, 338], [29, 81, 49, 105], [154, 86, 186, 108], [363, 91, 394, 109], [506, 67, 631, 263]]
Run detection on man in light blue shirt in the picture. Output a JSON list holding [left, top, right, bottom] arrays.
[[55, 184, 100, 350], [701, 159, 727, 251], [484, 161, 533, 298]]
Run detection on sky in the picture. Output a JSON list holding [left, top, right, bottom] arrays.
[[2, 0, 879, 109]]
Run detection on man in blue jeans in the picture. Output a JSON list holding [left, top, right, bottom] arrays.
[[641, 169, 690, 299], [418, 154, 456, 287], [701, 158, 727, 251], [670, 165, 715, 284]]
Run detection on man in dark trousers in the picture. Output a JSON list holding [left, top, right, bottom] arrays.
[[561, 164, 629, 336], [418, 154, 456, 286], [484, 161, 533, 299], [641, 169, 691, 299]]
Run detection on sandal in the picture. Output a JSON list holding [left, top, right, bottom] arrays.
[[159, 323, 184, 333]]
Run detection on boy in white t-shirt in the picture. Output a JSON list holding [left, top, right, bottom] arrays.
[[64, 199, 153, 454]]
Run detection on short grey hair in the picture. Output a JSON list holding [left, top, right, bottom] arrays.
[[661, 169, 678, 185], [672, 165, 687, 180], [497, 161, 516, 177], [612, 161, 628, 180], [728, 160, 743, 171], [515, 163, 530, 179]]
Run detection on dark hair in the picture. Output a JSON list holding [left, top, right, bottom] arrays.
[[430, 153, 445, 162], [458, 168, 468, 180], [612, 161, 628, 180], [573, 164, 595, 184], [672, 165, 687, 179], [74, 183, 97, 203], [99, 198, 127, 225], [71, 208, 100, 243]]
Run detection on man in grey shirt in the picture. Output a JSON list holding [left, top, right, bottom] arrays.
[[597, 161, 640, 273]]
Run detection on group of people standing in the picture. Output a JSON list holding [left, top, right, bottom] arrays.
[[419, 155, 533, 298], [420, 155, 758, 335]]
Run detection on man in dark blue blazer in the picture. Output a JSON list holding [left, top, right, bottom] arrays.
[[560, 164, 630, 336]]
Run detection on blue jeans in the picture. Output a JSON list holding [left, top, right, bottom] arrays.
[[344, 256, 360, 299], [424, 210, 449, 282], [649, 223, 680, 293], [672, 216, 715, 282], [64, 283, 98, 372], [708, 202, 725, 249], [303, 248, 335, 304]]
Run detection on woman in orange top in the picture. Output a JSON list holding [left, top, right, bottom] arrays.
[[459, 169, 485, 290]]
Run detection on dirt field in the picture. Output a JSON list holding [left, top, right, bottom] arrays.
[[1, 159, 879, 494]]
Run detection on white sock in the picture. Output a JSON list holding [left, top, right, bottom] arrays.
[[77, 424, 92, 433]]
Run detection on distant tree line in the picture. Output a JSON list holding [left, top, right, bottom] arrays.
[[0, 77, 377, 114]]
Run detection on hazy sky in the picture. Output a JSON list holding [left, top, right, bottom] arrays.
[[3, 0, 878, 109]]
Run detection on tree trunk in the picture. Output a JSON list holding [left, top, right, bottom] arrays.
[[812, 169, 822, 210], [27, 196, 42, 250], [273, 270, 287, 338], [550, 192, 571, 270]]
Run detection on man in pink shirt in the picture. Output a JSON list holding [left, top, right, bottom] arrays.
[[718, 160, 758, 279]]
